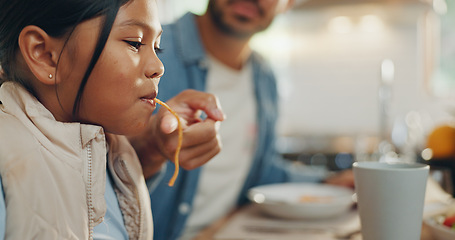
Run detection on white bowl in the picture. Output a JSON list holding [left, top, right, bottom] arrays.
[[424, 217, 455, 240], [247, 183, 355, 220]]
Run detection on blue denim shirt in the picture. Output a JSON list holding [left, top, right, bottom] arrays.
[[151, 13, 290, 240]]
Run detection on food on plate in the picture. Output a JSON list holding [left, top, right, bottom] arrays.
[[441, 214, 455, 229], [299, 195, 333, 203], [424, 203, 455, 240], [432, 213, 455, 231], [155, 98, 183, 187], [248, 183, 354, 219]]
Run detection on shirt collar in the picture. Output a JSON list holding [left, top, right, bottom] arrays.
[[173, 13, 207, 65], [0, 82, 103, 151]]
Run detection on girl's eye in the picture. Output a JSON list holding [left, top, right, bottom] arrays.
[[124, 40, 144, 50]]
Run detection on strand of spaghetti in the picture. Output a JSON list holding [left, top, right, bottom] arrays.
[[155, 98, 182, 187]]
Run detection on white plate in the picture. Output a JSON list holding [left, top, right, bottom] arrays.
[[247, 183, 355, 220]]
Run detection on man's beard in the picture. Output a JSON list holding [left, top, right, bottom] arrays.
[[207, 0, 269, 39]]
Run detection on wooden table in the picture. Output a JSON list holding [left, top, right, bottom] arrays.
[[193, 204, 438, 240], [193, 178, 453, 240]]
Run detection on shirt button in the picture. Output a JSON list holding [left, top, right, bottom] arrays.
[[179, 203, 191, 215]]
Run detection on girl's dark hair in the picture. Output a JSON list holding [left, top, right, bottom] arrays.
[[0, 0, 130, 118]]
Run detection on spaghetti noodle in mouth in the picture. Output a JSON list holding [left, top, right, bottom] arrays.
[[154, 98, 182, 187]]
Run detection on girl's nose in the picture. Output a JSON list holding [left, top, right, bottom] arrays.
[[145, 52, 165, 79]]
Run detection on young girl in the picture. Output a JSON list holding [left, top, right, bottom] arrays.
[[0, 0, 164, 238], [0, 0, 226, 239], [0, 0, 225, 237]]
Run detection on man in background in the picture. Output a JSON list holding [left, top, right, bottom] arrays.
[[149, 0, 351, 239]]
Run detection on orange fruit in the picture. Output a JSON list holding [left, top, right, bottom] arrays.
[[426, 124, 455, 159]]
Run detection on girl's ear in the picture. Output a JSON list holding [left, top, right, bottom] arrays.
[[18, 26, 62, 85]]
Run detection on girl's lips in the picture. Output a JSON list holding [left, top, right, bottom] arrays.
[[140, 91, 158, 107], [141, 98, 156, 107]]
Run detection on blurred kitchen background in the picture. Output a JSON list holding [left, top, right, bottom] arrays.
[[157, 0, 455, 193]]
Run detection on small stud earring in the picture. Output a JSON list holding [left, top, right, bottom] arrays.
[[48, 73, 53, 79]]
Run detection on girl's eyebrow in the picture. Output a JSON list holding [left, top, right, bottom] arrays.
[[119, 20, 151, 31]]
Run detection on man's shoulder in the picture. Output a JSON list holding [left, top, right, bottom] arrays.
[[162, 12, 196, 36]]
